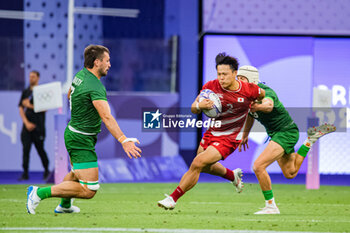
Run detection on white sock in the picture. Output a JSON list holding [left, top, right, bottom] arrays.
[[303, 137, 315, 148], [266, 198, 276, 207]]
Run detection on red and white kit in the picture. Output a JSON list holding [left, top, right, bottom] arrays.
[[200, 79, 261, 159]]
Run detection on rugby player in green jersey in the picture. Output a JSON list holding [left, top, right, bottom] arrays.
[[237, 65, 335, 214], [26, 45, 142, 214]]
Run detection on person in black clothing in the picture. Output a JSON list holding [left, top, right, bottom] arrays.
[[18, 70, 49, 181]]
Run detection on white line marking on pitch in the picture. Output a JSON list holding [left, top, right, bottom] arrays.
[[0, 228, 328, 233], [0, 199, 22, 203], [232, 218, 350, 223], [189, 201, 350, 207]]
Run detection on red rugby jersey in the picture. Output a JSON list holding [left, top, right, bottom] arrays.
[[201, 79, 261, 141]]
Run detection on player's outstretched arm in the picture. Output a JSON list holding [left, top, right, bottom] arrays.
[[238, 115, 255, 152], [92, 100, 142, 159], [191, 94, 214, 114]]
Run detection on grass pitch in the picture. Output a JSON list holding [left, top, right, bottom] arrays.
[[0, 182, 350, 232]]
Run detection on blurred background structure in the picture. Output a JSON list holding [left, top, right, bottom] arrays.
[[0, 0, 349, 185]]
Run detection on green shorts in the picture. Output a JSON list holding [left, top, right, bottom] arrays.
[[269, 123, 299, 154], [64, 127, 98, 169]]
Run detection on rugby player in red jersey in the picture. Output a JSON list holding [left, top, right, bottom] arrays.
[[157, 53, 265, 210]]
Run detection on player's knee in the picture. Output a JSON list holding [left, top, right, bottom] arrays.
[[252, 165, 258, 174], [201, 165, 211, 174], [83, 189, 97, 199], [190, 158, 206, 171], [80, 181, 100, 199], [253, 162, 264, 174], [81, 185, 98, 199], [283, 171, 296, 179], [285, 174, 294, 179]]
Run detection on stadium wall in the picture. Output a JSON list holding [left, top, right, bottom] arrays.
[[202, 0, 350, 35], [1, 0, 349, 183], [199, 0, 350, 177]]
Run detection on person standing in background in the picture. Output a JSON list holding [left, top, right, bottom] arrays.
[[18, 70, 50, 181]]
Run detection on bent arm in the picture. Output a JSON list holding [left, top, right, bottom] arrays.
[[19, 106, 36, 131], [68, 87, 71, 100], [191, 95, 201, 114], [191, 94, 214, 114], [22, 98, 34, 109], [251, 97, 273, 113], [19, 106, 29, 125], [257, 88, 265, 101]]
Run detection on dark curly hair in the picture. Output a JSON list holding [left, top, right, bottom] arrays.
[[215, 52, 239, 72]]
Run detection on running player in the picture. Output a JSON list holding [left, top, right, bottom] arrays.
[[237, 65, 335, 214], [157, 53, 265, 210], [26, 45, 142, 214]]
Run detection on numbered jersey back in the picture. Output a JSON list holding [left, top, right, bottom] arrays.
[[68, 68, 107, 134]]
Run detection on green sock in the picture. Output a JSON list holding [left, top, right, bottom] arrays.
[[262, 190, 273, 201], [297, 144, 310, 157], [37, 187, 52, 200], [60, 198, 71, 208]]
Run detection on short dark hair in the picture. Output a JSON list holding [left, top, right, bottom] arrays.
[[84, 45, 110, 69], [30, 70, 40, 77], [215, 52, 239, 71]]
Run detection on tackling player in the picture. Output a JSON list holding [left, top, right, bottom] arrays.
[[26, 45, 142, 214], [157, 53, 265, 210], [237, 65, 335, 214]]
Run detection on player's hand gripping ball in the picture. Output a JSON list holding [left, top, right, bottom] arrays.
[[198, 89, 222, 118]]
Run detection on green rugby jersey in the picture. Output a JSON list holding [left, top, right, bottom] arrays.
[[68, 68, 107, 134], [249, 83, 294, 136]]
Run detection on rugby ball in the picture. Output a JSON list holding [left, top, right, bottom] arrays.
[[198, 89, 222, 118]]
